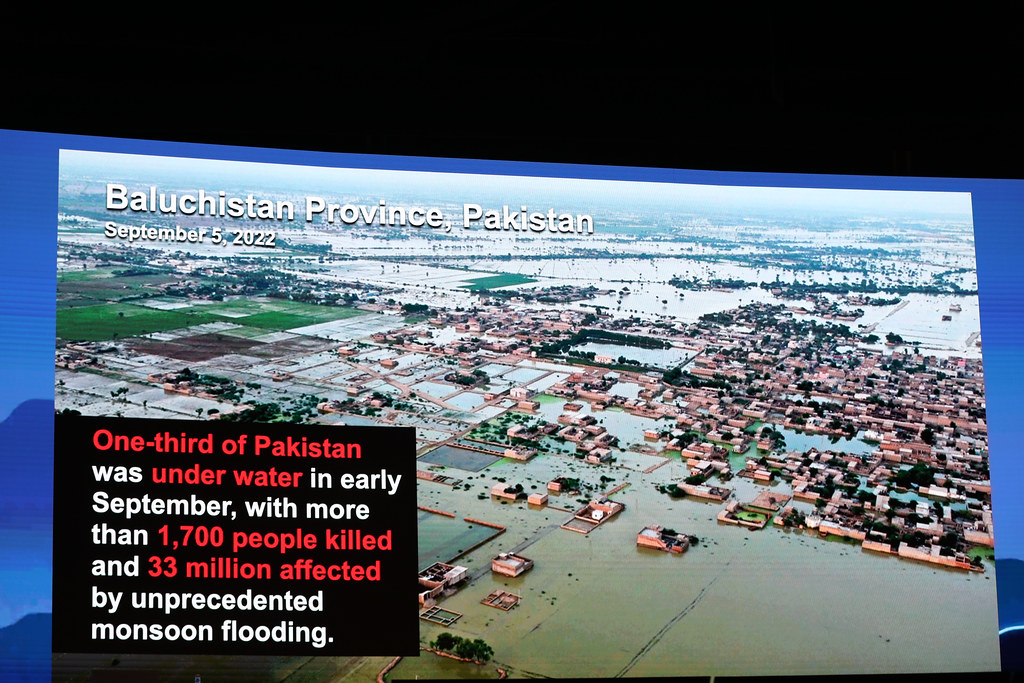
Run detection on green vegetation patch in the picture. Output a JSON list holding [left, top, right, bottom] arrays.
[[461, 273, 537, 291], [57, 303, 223, 341], [58, 298, 367, 340], [235, 311, 329, 330], [212, 325, 277, 340], [57, 268, 183, 304], [430, 633, 494, 662], [196, 300, 273, 317], [58, 269, 116, 283], [234, 303, 365, 330], [736, 510, 769, 522], [967, 546, 995, 562]]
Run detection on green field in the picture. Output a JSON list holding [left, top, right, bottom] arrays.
[[57, 269, 111, 282], [57, 268, 183, 307], [461, 273, 537, 290], [56, 303, 222, 341], [214, 325, 279, 340], [192, 300, 280, 316], [56, 300, 367, 341], [235, 306, 364, 330], [197, 300, 367, 327]]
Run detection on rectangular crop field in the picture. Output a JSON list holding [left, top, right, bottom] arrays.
[[461, 273, 537, 291], [56, 268, 183, 307], [232, 302, 366, 330], [57, 299, 366, 341], [56, 303, 223, 341]]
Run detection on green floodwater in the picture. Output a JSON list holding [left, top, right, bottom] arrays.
[[418, 511, 501, 569], [406, 443, 1000, 678]]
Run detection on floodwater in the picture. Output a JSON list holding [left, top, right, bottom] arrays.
[[406, 446, 1000, 678], [414, 381, 458, 399], [777, 426, 878, 457], [533, 396, 670, 449], [58, 171, 992, 678], [417, 511, 499, 569], [576, 342, 695, 368]]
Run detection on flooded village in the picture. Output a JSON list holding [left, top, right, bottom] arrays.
[[54, 154, 999, 678]]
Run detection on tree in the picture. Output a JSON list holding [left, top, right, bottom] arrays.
[[893, 462, 934, 489], [454, 637, 493, 662], [432, 634, 493, 662], [469, 638, 493, 662], [432, 632, 457, 651], [455, 639, 475, 659]]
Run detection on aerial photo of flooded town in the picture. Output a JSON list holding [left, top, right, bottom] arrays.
[[54, 150, 998, 679]]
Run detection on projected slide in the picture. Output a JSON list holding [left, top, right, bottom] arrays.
[[46, 148, 997, 678]]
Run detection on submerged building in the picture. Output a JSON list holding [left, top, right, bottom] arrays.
[[491, 552, 535, 577], [637, 525, 690, 554], [418, 562, 469, 606]]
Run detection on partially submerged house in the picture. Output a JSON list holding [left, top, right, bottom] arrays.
[[491, 552, 534, 577], [637, 525, 690, 554]]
